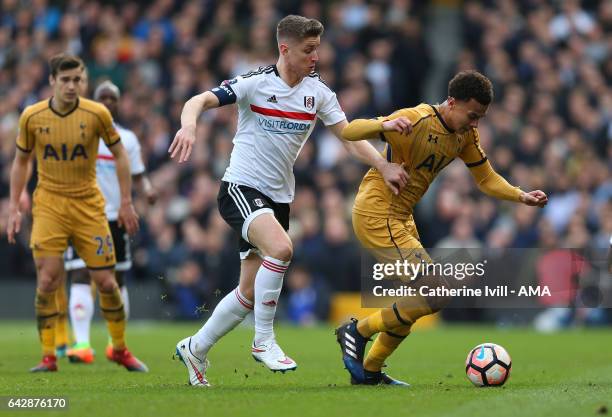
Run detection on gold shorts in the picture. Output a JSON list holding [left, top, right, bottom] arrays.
[[30, 188, 115, 269], [352, 212, 432, 267]]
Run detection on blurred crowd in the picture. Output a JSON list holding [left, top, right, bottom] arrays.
[[0, 0, 610, 322]]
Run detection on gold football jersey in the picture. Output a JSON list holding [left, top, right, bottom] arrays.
[[17, 97, 120, 198], [353, 103, 488, 220]]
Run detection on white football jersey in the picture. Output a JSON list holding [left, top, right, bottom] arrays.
[[211, 65, 346, 203], [96, 123, 145, 220]]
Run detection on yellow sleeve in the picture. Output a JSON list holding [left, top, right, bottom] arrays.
[[97, 106, 121, 147], [459, 128, 487, 167], [469, 160, 522, 202], [341, 118, 385, 141], [16, 108, 34, 152], [341, 108, 422, 142]]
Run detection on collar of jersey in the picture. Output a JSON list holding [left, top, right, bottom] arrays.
[[273, 65, 309, 90], [48, 97, 80, 118], [428, 104, 455, 134]]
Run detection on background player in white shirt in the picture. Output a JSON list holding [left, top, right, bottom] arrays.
[[65, 80, 157, 364], [170, 15, 409, 386]]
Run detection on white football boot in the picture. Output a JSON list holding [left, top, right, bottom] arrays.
[[251, 339, 297, 373], [175, 337, 210, 386]]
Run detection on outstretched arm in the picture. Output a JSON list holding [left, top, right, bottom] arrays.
[[328, 120, 408, 195], [341, 117, 412, 141], [469, 161, 548, 207], [168, 91, 221, 163]]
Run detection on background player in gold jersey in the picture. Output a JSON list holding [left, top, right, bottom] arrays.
[[6, 53, 147, 372], [336, 71, 548, 385]]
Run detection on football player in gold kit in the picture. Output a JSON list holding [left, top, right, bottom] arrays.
[[336, 71, 547, 385], [6, 54, 148, 372]]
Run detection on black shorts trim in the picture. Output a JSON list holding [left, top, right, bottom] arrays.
[[87, 264, 116, 271]]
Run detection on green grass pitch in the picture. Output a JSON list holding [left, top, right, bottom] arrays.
[[0, 322, 610, 417]]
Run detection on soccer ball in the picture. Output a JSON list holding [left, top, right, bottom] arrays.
[[465, 343, 511, 387]]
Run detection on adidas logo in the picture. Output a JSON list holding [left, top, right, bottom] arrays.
[[343, 332, 358, 359], [266, 95, 277, 103]]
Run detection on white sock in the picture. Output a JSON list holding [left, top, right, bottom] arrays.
[[69, 283, 94, 346], [191, 287, 253, 358], [120, 285, 129, 320], [253, 256, 290, 344]]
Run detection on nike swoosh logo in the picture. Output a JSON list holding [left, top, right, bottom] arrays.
[[188, 357, 205, 383]]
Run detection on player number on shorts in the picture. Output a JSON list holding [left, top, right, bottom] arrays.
[[94, 235, 113, 256]]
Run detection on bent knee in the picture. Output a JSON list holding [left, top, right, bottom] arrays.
[[267, 241, 293, 261]]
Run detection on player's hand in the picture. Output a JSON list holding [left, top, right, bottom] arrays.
[[6, 206, 22, 244], [379, 162, 409, 196], [168, 126, 196, 163], [382, 117, 412, 136], [519, 190, 548, 208], [118, 201, 140, 235], [19, 190, 31, 213]]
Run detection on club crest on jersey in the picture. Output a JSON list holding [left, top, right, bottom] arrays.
[[253, 198, 264, 208], [304, 96, 315, 110]]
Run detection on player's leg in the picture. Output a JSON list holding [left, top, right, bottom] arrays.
[[176, 252, 258, 386], [189, 252, 258, 357], [246, 208, 297, 372], [214, 182, 294, 372], [104, 221, 131, 360], [65, 251, 95, 364], [54, 272, 70, 358], [29, 189, 71, 372], [111, 220, 132, 319], [87, 268, 145, 372], [30, 256, 64, 372], [71, 193, 147, 372], [338, 214, 433, 384]]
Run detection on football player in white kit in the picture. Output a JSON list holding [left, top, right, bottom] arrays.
[[170, 15, 410, 386], [64, 80, 157, 364]]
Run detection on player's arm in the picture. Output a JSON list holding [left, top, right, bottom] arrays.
[[7, 149, 34, 243], [108, 142, 140, 234], [469, 161, 548, 207], [328, 120, 408, 195], [97, 104, 140, 234], [462, 131, 547, 207], [126, 131, 158, 206], [341, 115, 412, 142], [169, 91, 220, 163]]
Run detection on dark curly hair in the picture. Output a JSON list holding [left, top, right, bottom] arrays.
[[448, 71, 493, 106]]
